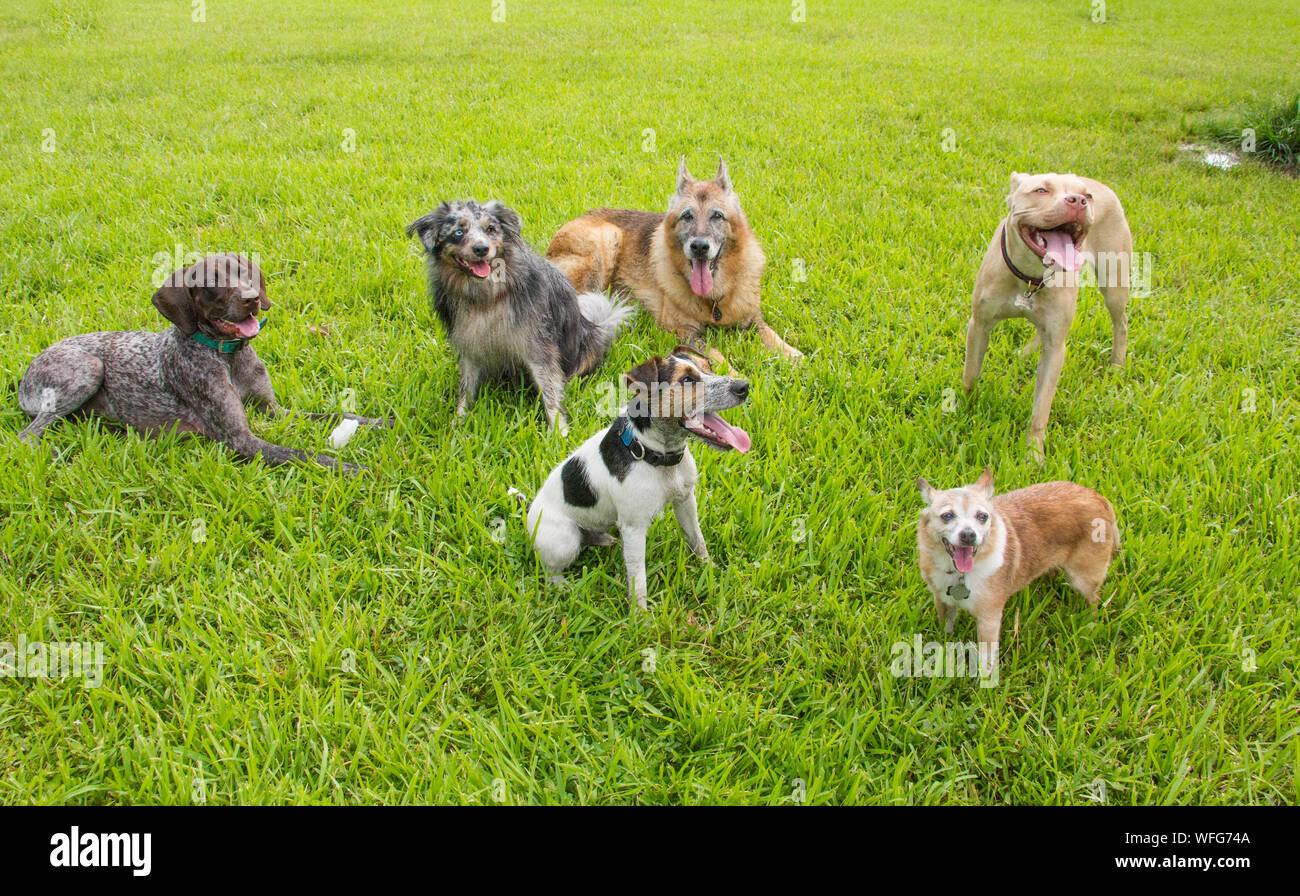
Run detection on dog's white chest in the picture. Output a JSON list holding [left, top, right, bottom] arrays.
[[931, 563, 978, 610]]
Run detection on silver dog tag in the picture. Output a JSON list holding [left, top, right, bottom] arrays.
[[947, 582, 970, 601]]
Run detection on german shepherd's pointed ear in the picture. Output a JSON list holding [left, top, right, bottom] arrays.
[[675, 156, 693, 195], [152, 264, 199, 334], [973, 467, 995, 498], [715, 157, 732, 193], [406, 202, 452, 252], [483, 200, 523, 243], [916, 477, 934, 504]]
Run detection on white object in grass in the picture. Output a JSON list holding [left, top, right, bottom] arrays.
[[1203, 150, 1240, 170], [329, 418, 360, 449]]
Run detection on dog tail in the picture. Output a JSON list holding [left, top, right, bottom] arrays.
[[574, 291, 635, 375]]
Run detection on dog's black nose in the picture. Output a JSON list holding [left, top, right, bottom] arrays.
[[689, 240, 710, 259], [472, 243, 490, 258], [958, 528, 977, 546], [730, 380, 749, 400]]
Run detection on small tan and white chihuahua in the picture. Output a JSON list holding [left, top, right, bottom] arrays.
[[915, 469, 1120, 676]]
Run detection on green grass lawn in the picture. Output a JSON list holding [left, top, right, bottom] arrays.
[[1, 0, 1296, 805]]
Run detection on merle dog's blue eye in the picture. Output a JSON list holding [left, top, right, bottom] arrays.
[[453, 229, 464, 238]]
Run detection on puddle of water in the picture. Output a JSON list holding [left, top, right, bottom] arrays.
[[1203, 150, 1241, 169], [1179, 142, 1241, 170]]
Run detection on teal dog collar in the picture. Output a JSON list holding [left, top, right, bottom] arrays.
[[190, 316, 267, 353]]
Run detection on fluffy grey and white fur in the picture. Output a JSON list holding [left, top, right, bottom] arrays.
[[407, 199, 633, 434]]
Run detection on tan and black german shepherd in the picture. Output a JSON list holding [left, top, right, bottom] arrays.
[[546, 157, 802, 367]]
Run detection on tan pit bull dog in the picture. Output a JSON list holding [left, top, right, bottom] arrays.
[[963, 173, 1132, 461]]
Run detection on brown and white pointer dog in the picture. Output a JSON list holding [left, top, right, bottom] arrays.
[[17, 253, 388, 470]]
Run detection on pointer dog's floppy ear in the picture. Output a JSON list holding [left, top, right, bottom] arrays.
[[152, 263, 200, 334]]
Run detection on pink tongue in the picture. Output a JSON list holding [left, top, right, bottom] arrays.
[[231, 316, 261, 338], [953, 545, 975, 573], [1042, 230, 1084, 271], [469, 260, 491, 278], [690, 259, 713, 296], [703, 412, 750, 453]]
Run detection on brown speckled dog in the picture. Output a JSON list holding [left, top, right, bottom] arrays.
[[547, 157, 801, 367], [916, 469, 1120, 675], [18, 253, 388, 470]]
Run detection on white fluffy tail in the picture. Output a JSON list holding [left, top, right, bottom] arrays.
[[575, 291, 635, 375], [577, 291, 635, 334]]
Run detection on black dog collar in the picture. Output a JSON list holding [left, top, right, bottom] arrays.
[[1000, 221, 1045, 287], [619, 418, 685, 467]]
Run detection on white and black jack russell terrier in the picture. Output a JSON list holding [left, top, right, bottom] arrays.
[[526, 347, 751, 609]]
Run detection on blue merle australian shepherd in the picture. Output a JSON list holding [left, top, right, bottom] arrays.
[[408, 200, 632, 434]]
